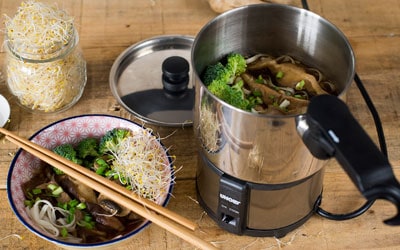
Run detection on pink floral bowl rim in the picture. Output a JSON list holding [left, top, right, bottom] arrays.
[[7, 114, 174, 249]]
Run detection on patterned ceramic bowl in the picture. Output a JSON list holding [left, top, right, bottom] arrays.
[[7, 114, 174, 249]]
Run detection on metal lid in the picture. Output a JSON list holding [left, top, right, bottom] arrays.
[[109, 35, 194, 127]]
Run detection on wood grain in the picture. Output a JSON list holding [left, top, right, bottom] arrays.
[[1, 0, 400, 249]]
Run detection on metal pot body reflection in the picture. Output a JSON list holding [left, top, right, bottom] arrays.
[[192, 4, 355, 236], [192, 3, 355, 184]]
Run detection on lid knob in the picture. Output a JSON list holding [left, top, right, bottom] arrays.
[[162, 56, 190, 96]]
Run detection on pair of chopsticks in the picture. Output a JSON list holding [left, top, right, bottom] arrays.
[[0, 127, 218, 250]]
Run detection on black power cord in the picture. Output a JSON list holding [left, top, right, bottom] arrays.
[[301, 0, 309, 10], [300, 0, 388, 221]]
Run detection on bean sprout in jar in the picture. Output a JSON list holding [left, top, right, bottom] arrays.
[[3, 1, 87, 113]]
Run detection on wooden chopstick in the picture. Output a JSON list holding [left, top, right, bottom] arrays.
[[1, 129, 218, 250]]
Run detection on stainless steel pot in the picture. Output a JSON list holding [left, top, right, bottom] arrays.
[[192, 4, 355, 185], [191, 4, 355, 236], [192, 4, 400, 237]]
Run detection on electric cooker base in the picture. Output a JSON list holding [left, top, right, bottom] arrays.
[[196, 153, 324, 238]]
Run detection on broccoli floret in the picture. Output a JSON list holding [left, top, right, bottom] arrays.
[[204, 53, 249, 110], [76, 137, 100, 159], [99, 128, 131, 155], [202, 62, 227, 86], [208, 79, 250, 110], [53, 144, 82, 165], [52, 144, 83, 174], [225, 53, 247, 77]]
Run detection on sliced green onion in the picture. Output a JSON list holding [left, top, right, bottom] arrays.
[[253, 89, 262, 97], [83, 214, 92, 222], [76, 202, 87, 210], [32, 188, 42, 195], [77, 213, 95, 229], [58, 202, 68, 210], [68, 199, 79, 208], [77, 220, 94, 229], [53, 167, 64, 175], [255, 75, 264, 84], [26, 190, 33, 199], [95, 158, 108, 167], [95, 158, 109, 175], [105, 169, 115, 177], [24, 200, 34, 207], [47, 183, 58, 191], [52, 186, 64, 196], [276, 71, 284, 79], [96, 165, 108, 175], [61, 227, 68, 237], [66, 213, 75, 224], [295, 80, 305, 90]]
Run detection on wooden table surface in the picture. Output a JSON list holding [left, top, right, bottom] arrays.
[[1, 0, 400, 249]]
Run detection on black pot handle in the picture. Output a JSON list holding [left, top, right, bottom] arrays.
[[298, 94, 400, 225]]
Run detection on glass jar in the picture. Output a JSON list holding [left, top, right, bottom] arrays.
[[5, 27, 87, 113]]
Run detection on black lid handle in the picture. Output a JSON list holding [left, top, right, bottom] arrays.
[[298, 94, 400, 225]]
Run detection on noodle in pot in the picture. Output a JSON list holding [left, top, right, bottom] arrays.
[[202, 53, 336, 115]]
